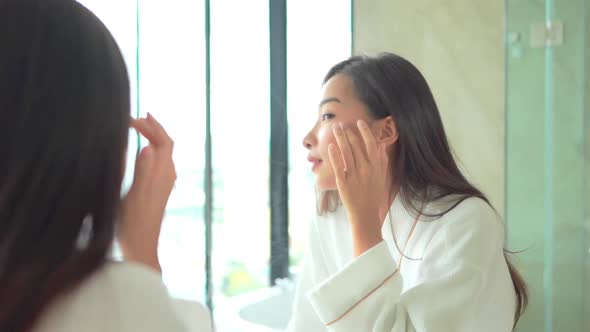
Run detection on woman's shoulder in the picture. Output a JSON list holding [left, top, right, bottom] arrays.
[[440, 196, 500, 228], [35, 261, 210, 332], [94, 261, 211, 330], [430, 196, 505, 262], [99, 260, 169, 291]]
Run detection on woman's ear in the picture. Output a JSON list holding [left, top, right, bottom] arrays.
[[374, 116, 398, 146]]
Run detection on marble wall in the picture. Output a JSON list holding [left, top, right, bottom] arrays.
[[353, 0, 507, 214], [353, 0, 589, 331]]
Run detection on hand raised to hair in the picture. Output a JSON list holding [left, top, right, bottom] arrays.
[[118, 113, 176, 272]]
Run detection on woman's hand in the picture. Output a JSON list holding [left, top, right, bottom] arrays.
[[118, 113, 176, 272], [328, 120, 390, 256]]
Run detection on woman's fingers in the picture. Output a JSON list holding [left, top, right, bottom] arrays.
[[146, 113, 174, 152], [328, 143, 347, 183], [130, 118, 153, 143], [332, 123, 356, 171], [344, 125, 369, 164], [129, 113, 176, 193], [357, 120, 378, 159], [131, 113, 173, 153], [130, 145, 155, 193]]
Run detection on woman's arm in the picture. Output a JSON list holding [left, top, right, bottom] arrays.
[[305, 201, 512, 332], [287, 253, 328, 332]]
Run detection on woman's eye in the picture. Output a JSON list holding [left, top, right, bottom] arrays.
[[321, 113, 335, 121]]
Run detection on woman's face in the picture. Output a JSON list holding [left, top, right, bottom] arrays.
[[302, 74, 375, 191]]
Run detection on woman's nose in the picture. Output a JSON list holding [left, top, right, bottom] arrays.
[[302, 130, 314, 150]]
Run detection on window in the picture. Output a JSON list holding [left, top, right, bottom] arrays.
[[77, 0, 350, 328], [287, 0, 352, 273], [209, 0, 271, 314]]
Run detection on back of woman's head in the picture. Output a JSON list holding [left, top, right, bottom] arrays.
[[0, 0, 129, 330]]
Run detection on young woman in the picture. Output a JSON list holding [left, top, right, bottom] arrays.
[[288, 53, 528, 331], [0, 0, 210, 331]]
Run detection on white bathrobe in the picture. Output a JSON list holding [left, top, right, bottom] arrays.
[[287, 196, 517, 332], [34, 261, 211, 332]]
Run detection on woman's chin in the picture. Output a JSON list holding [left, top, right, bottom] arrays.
[[315, 178, 337, 192]]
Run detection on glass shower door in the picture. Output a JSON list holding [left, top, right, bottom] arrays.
[[505, 0, 589, 331]]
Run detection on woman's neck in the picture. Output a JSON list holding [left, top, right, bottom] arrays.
[[378, 180, 399, 226]]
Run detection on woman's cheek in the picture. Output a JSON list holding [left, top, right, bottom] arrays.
[[317, 127, 337, 154]]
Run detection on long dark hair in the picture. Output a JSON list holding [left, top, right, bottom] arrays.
[[320, 53, 528, 327], [0, 0, 130, 330]]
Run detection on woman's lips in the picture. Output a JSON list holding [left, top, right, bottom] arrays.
[[307, 156, 323, 171]]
